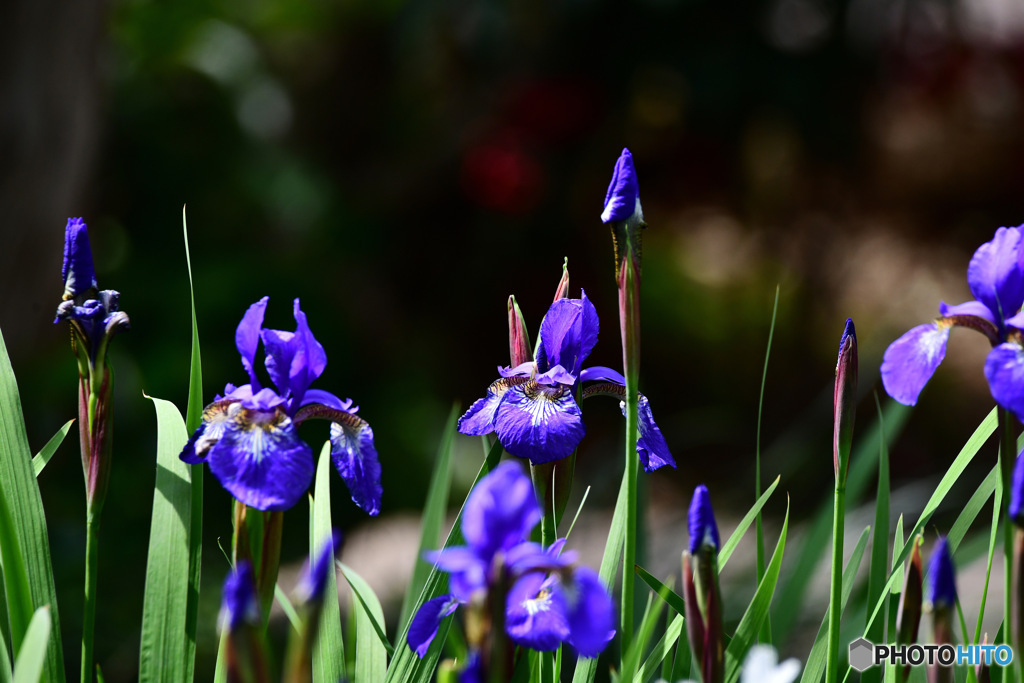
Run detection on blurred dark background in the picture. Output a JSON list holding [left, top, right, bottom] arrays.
[[4, 0, 1024, 679]]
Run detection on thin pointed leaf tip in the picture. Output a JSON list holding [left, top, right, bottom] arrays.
[[925, 537, 957, 609], [688, 484, 720, 554], [601, 148, 642, 224]]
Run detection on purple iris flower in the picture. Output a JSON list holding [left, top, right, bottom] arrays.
[[220, 561, 260, 632], [61, 217, 98, 299], [882, 226, 1024, 421], [458, 292, 675, 470], [406, 462, 615, 660], [1011, 451, 1024, 525], [688, 484, 720, 554], [925, 537, 957, 609], [180, 297, 381, 514], [298, 529, 342, 604]]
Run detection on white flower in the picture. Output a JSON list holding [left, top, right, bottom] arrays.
[[741, 645, 802, 683]]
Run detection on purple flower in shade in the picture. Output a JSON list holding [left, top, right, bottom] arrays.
[[882, 226, 1024, 421], [688, 484, 721, 554], [406, 462, 615, 661], [1010, 452, 1024, 526], [220, 561, 260, 632], [180, 297, 381, 513], [601, 148, 642, 225], [298, 529, 342, 604], [458, 292, 675, 470], [925, 537, 957, 609]]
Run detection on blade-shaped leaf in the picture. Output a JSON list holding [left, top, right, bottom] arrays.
[[31, 420, 73, 478], [397, 404, 458, 632], [723, 499, 790, 683], [0, 327, 64, 680], [312, 442, 346, 683], [623, 578, 672, 680], [340, 562, 392, 674], [720, 475, 781, 569], [635, 613, 684, 683], [863, 394, 891, 683], [635, 566, 686, 617], [139, 397, 193, 682], [12, 607, 50, 683]]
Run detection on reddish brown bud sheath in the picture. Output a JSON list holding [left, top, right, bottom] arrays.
[[507, 296, 532, 367], [834, 318, 858, 486]]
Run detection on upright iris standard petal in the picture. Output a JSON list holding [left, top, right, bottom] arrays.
[[462, 461, 541, 559], [206, 410, 315, 511], [493, 383, 586, 464], [926, 537, 957, 608], [506, 573, 570, 651], [601, 148, 641, 224], [967, 226, 1024, 321], [236, 297, 269, 388], [62, 217, 97, 299], [564, 567, 616, 657], [881, 323, 951, 406], [260, 299, 328, 404], [1010, 450, 1024, 525], [330, 413, 383, 516], [537, 293, 599, 376], [688, 484, 720, 554], [633, 394, 676, 471], [407, 594, 460, 657], [984, 342, 1024, 423], [220, 561, 260, 632]]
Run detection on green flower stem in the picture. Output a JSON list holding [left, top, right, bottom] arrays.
[[825, 484, 845, 683], [999, 407, 1016, 683], [81, 512, 99, 683], [620, 247, 641, 659]]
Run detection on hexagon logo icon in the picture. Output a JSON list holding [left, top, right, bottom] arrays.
[[849, 638, 875, 672]]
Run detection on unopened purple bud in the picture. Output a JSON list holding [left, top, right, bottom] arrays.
[[300, 530, 342, 604], [601, 149, 642, 224], [688, 484, 720, 554], [926, 537, 957, 609], [834, 318, 858, 485], [220, 561, 260, 632], [62, 217, 97, 300]]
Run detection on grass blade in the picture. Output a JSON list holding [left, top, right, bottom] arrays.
[[635, 614, 684, 683], [384, 439, 503, 683], [311, 442, 346, 683], [974, 469, 1002, 647], [799, 526, 871, 683], [721, 475, 781, 569], [754, 286, 780, 645], [863, 394, 891, 683], [635, 566, 686, 617], [397, 404, 459, 632], [340, 563, 393, 660], [571, 472, 630, 683], [182, 207, 204, 682], [31, 420, 73, 478], [12, 607, 50, 683], [723, 499, 790, 683], [0, 327, 64, 680], [138, 397, 193, 682], [623, 578, 672, 680], [947, 465, 997, 552]]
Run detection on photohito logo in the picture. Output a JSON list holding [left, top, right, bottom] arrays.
[[848, 638, 1013, 671]]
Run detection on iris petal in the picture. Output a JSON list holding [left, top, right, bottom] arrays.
[[260, 299, 327, 403], [235, 297, 268, 389], [985, 342, 1024, 422], [601, 148, 641, 224], [506, 573, 570, 651], [493, 382, 585, 464], [179, 399, 237, 464], [457, 377, 526, 436], [407, 594, 459, 658], [967, 226, 1024, 322], [424, 547, 487, 602], [634, 394, 675, 471], [206, 409, 315, 511], [938, 300, 997, 324], [580, 366, 626, 384], [880, 323, 951, 406], [565, 567, 616, 657], [330, 412, 382, 516], [537, 294, 599, 377], [462, 461, 541, 559]]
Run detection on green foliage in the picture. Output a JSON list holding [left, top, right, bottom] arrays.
[[11, 608, 50, 683], [30, 420, 73, 478], [311, 442, 346, 683]]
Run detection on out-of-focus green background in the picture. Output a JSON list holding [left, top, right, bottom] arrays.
[[4, 0, 1024, 679]]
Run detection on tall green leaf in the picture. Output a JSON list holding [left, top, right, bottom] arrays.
[[311, 442, 346, 683], [721, 475, 781, 569], [384, 439, 503, 683], [863, 394, 891, 683], [754, 286, 780, 645], [11, 607, 50, 683], [31, 420, 73, 478], [0, 478, 31, 656], [0, 327, 64, 681], [634, 614, 684, 683], [182, 207, 204, 682], [138, 397, 193, 682], [397, 404, 459, 632], [723, 500, 790, 683], [341, 562, 390, 680]]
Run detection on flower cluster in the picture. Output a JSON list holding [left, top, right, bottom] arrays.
[[180, 297, 381, 513], [458, 291, 674, 471], [882, 226, 1024, 420], [407, 461, 615, 665]]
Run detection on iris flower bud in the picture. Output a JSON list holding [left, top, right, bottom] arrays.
[[683, 485, 723, 683], [834, 319, 858, 486]]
